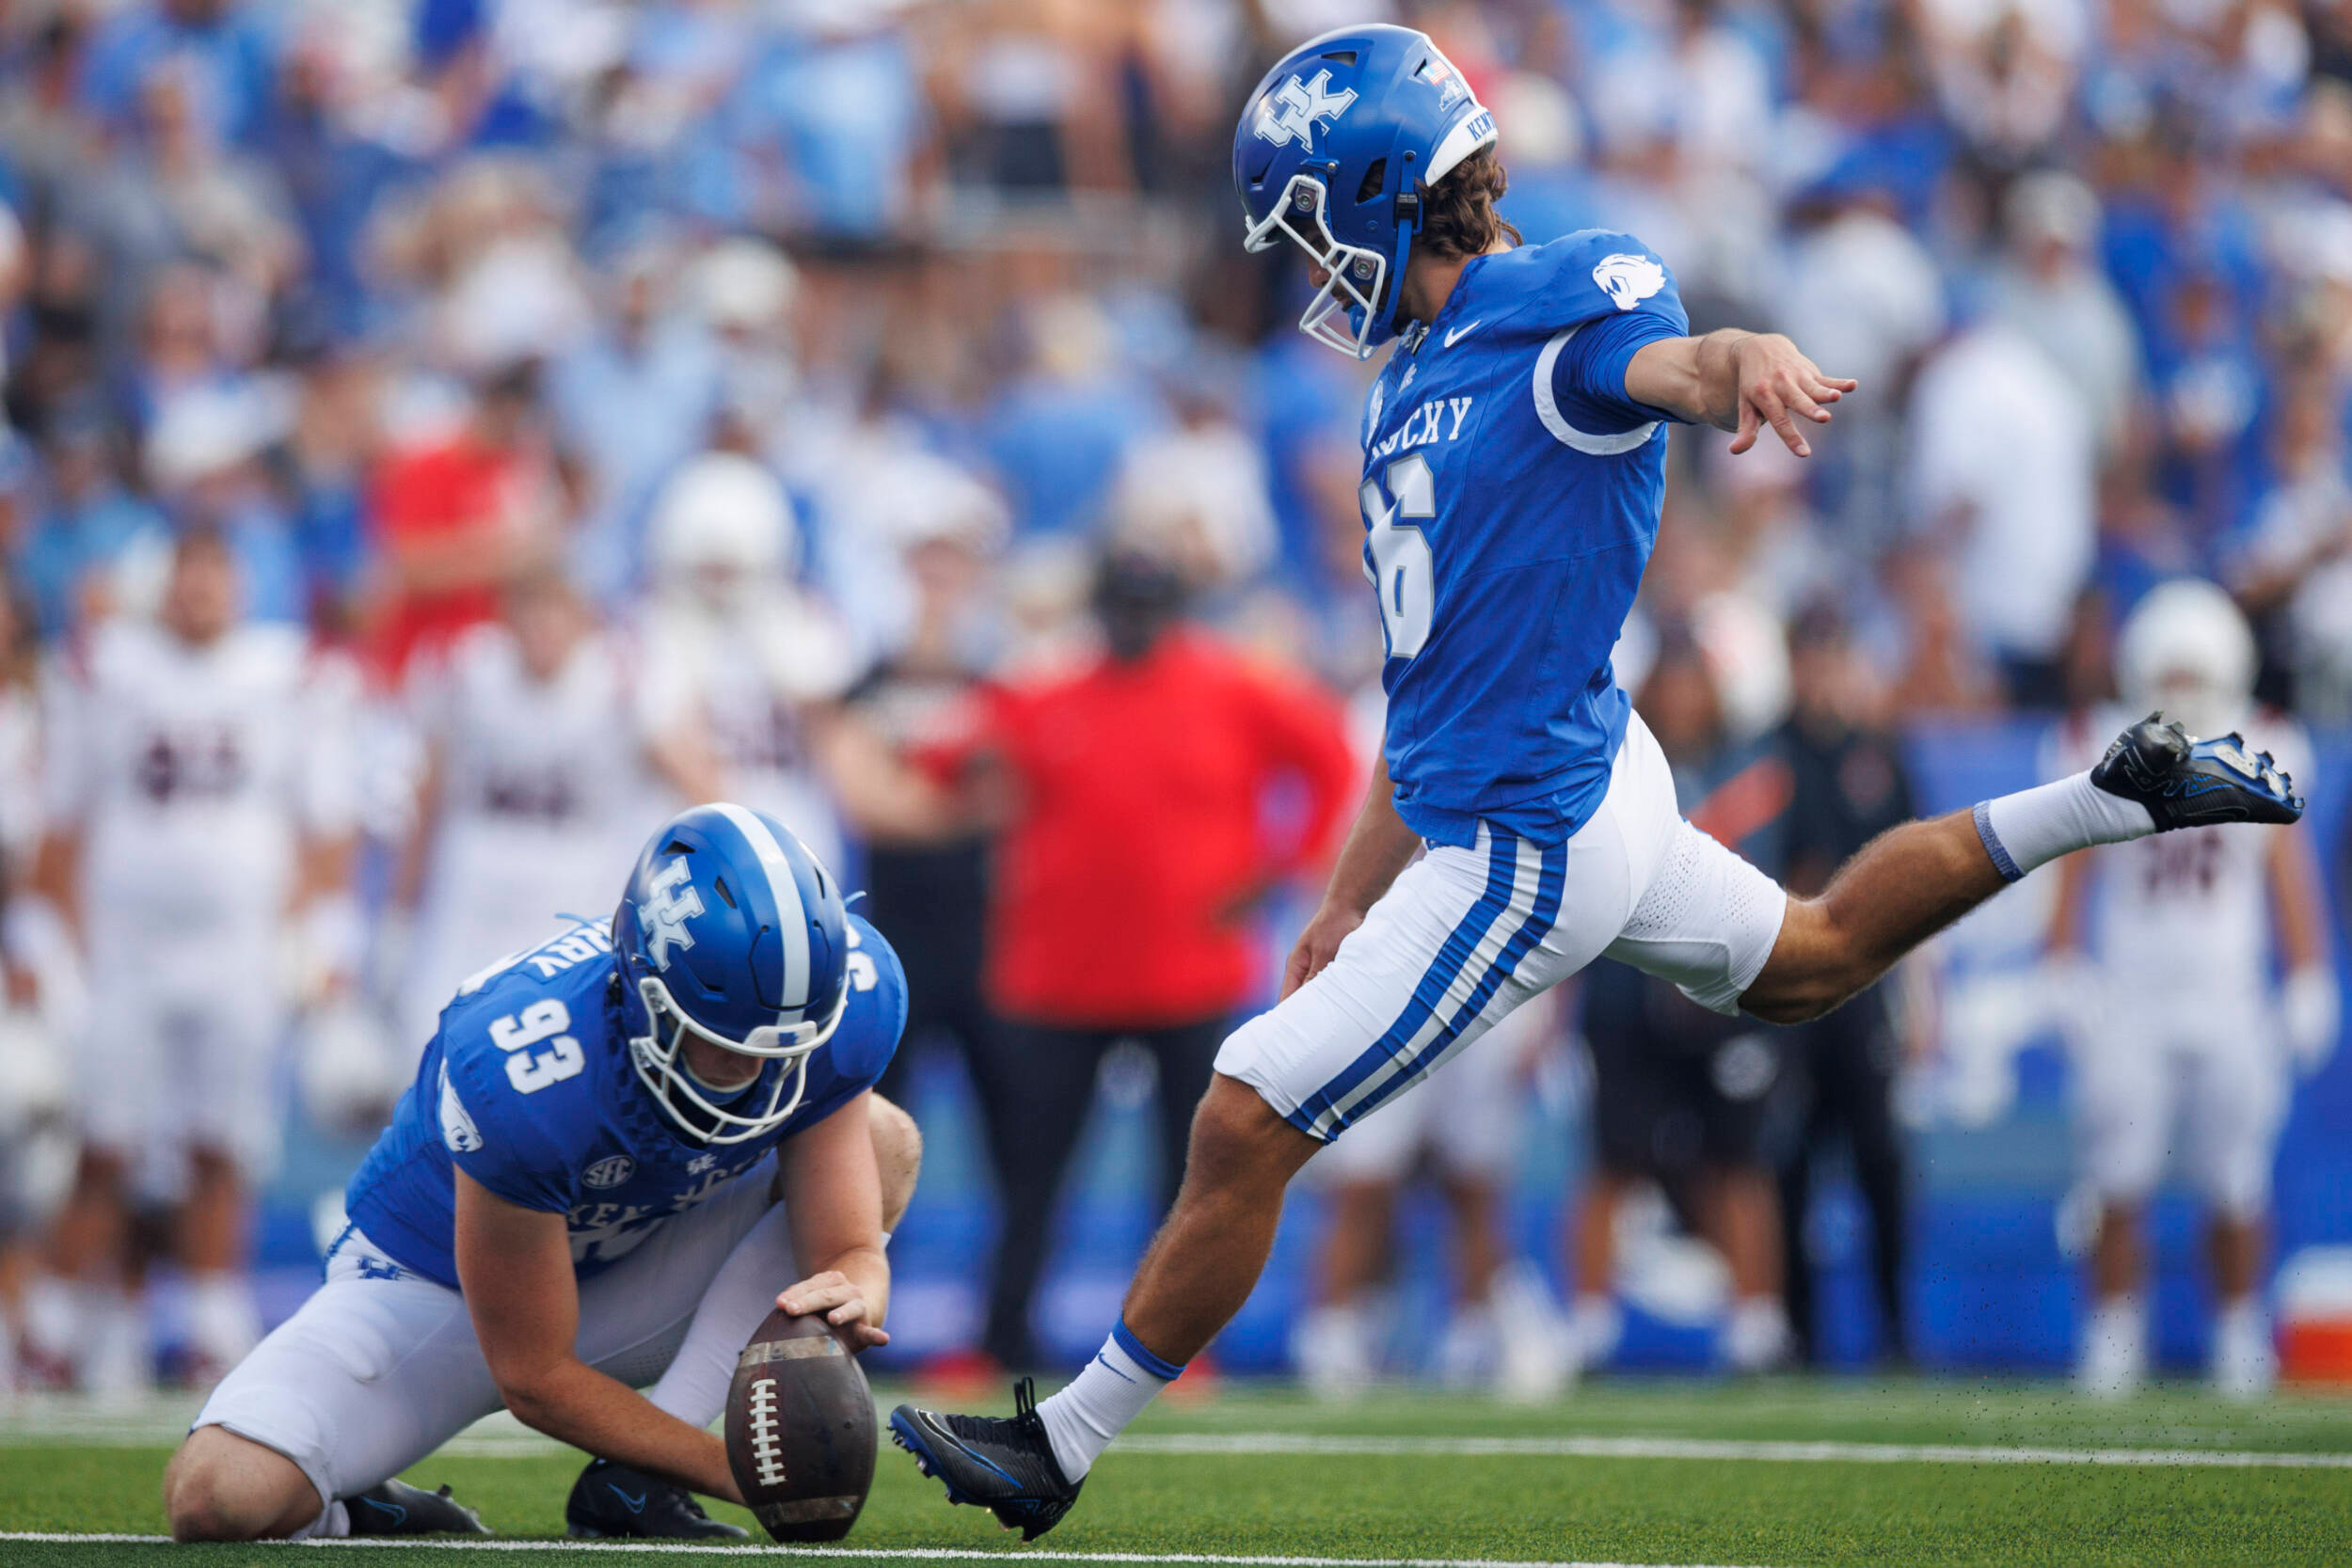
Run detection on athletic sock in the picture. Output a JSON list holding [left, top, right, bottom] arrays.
[[1037, 1320, 1182, 1481], [645, 1205, 799, 1428], [1975, 771, 2154, 882], [187, 1272, 262, 1369]]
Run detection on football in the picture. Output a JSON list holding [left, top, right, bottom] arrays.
[[723, 1307, 878, 1541]]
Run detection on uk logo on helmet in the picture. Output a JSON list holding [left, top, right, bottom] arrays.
[[1253, 70, 1357, 150], [642, 858, 706, 971]]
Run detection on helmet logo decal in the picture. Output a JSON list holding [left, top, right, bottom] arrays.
[[1593, 254, 1667, 311], [1254, 70, 1357, 151], [642, 857, 706, 971]]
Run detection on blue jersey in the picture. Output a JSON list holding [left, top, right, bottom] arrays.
[[1360, 230, 1689, 848], [345, 913, 907, 1289]]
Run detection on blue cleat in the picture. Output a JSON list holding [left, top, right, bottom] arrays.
[[345, 1478, 490, 1537], [564, 1457, 747, 1540], [2091, 712, 2304, 830], [889, 1377, 1084, 1541]]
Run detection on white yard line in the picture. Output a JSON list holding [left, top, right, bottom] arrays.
[[1114, 1433, 2352, 1469], [0, 1537, 1775, 1568]]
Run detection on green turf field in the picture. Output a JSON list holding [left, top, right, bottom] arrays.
[[5, 1379, 2351, 1567]]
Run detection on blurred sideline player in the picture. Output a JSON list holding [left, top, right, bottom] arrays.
[[1572, 635, 1793, 1376], [890, 26, 2303, 1536], [1296, 682, 1569, 1400], [164, 804, 920, 1542], [2047, 580, 2336, 1398], [393, 562, 690, 1057], [24, 528, 359, 1390], [1296, 990, 1566, 1398], [636, 452, 859, 874]]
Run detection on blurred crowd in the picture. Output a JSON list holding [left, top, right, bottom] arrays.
[[0, 0, 2344, 1397]]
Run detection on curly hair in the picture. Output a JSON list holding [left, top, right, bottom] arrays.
[[1414, 147, 1521, 261]]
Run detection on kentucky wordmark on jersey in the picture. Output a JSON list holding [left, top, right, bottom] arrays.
[[1359, 230, 1688, 850]]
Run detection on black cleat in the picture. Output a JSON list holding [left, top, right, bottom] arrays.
[[564, 1458, 749, 1540], [889, 1376, 1084, 1541], [2091, 712, 2304, 830], [345, 1478, 491, 1536]]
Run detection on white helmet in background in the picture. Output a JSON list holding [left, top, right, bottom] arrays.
[[2115, 578, 2257, 738], [649, 452, 797, 583]]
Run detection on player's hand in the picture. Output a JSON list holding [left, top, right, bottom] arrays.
[[1729, 335, 1854, 459], [1281, 901, 1365, 999], [777, 1272, 890, 1350]]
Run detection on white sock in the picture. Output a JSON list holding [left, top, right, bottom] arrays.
[[1036, 1321, 1181, 1481], [187, 1272, 262, 1369], [1976, 771, 2154, 882], [647, 1206, 797, 1428]]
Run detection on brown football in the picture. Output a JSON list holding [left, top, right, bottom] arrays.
[[723, 1308, 877, 1542]]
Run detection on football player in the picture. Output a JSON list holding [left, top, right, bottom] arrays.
[[888, 26, 2304, 1537], [393, 564, 686, 1058], [162, 803, 920, 1541], [23, 528, 358, 1391], [2048, 580, 2337, 1397]]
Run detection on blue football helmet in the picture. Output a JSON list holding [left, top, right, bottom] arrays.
[[613, 802, 850, 1145], [1233, 24, 1497, 359]]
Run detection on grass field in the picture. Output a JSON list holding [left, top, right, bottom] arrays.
[[5, 1378, 2351, 1567]]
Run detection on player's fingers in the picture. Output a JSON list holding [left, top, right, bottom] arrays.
[[1781, 382, 1826, 423], [1730, 397, 1759, 454], [1756, 388, 1810, 457]]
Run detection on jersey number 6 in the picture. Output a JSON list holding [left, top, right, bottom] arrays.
[[1362, 452, 1436, 659], [490, 998, 584, 1094]]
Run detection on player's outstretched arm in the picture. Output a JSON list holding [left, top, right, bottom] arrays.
[[777, 1089, 892, 1350], [1282, 757, 1422, 998], [453, 1171, 743, 1502], [1626, 330, 1856, 458]]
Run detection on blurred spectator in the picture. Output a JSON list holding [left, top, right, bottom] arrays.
[[23, 529, 355, 1392], [362, 356, 565, 680], [1906, 316, 2098, 708], [930, 549, 1354, 1370], [1985, 171, 2145, 462], [1571, 633, 1794, 1375], [1769, 604, 1922, 1369]]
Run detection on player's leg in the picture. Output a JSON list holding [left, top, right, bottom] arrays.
[[32, 973, 153, 1389], [971, 1019, 1104, 1370], [169, 1241, 501, 1540], [2073, 1029, 2166, 1397], [1740, 719, 2300, 1025], [180, 990, 282, 1380], [2180, 1041, 2287, 1396], [1293, 1085, 1414, 1396], [890, 810, 1647, 1535]]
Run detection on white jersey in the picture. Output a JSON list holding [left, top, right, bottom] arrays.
[[410, 624, 658, 994], [2053, 705, 2308, 1014], [636, 591, 853, 870], [45, 620, 352, 959]]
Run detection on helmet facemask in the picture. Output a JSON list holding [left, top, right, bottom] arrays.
[[628, 971, 849, 1146], [1245, 171, 1402, 360]]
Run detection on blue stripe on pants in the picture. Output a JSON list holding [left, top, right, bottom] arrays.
[[1287, 829, 1523, 1141], [1338, 836, 1567, 1128]]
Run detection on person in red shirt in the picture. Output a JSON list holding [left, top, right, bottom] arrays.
[[363, 358, 565, 682], [939, 550, 1354, 1371]]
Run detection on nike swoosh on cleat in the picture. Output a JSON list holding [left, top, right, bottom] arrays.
[[362, 1499, 406, 1526], [609, 1486, 646, 1513], [1442, 320, 1484, 348]]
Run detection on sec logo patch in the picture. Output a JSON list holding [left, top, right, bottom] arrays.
[[582, 1155, 637, 1190]]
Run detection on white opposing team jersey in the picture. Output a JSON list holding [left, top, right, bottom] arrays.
[[2051, 705, 2309, 1012], [635, 593, 853, 870], [405, 623, 659, 1042], [45, 620, 354, 960]]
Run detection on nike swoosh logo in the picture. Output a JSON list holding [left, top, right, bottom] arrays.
[[610, 1485, 647, 1513], [1442, 319, 1484, 347], [1093, 1351, 1136, 1385], [362, 1498, 406, 1525]]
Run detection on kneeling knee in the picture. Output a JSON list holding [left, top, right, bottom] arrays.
[[165, 1435, 311, 1543]]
